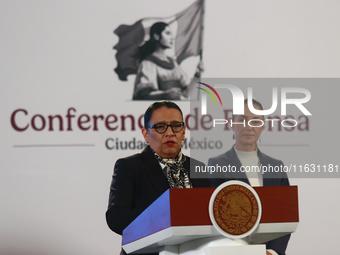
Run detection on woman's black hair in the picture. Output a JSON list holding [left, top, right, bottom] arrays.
[[138, 22, 169, 61], [244, 98, 263, 110], [144, 100, 183, 128], [232, 98, 264, 120]]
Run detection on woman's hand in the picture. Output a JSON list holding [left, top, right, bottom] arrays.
[[194, 61, 205, 78], [166, 87, 182, 100]]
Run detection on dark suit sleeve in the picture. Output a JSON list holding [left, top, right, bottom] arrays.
[[106, 158, 136, 235], [266, 234, 291, 255], [207, 157, 226, 188], [188, 157, 210, 188]]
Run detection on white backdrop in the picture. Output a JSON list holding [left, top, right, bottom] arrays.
[[1, 1, 340, 254]]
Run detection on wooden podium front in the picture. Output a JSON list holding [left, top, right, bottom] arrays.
[[122, 187, 299, 254]]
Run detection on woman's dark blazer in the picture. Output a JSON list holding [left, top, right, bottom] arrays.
[[106, 146, 208, 236], [208, 146, 291, 255]]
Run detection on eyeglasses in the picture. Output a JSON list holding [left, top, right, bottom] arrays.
[[149, 122, 185, 134]]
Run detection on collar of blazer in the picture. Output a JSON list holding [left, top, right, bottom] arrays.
[[226, 146, 284, 186]]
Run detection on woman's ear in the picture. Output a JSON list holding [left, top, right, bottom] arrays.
[[153, 34, 160, 41], [142, 128, 149, 143]]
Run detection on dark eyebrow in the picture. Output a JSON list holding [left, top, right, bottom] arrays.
[[153, 121, 182, 125], [152, 122, 166, 125], [235, 115, 263, 120]]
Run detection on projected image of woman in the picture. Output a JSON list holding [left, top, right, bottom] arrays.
[[133, 22, 203, 100]]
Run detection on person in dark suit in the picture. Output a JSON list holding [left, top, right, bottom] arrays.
[[208, 98, 290, 255], [106, 100, 208, 255]]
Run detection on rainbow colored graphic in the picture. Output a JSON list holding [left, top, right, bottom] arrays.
[[196, 82, 223, 106]]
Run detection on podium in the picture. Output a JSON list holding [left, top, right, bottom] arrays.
[[122, 183, 299, 254]]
